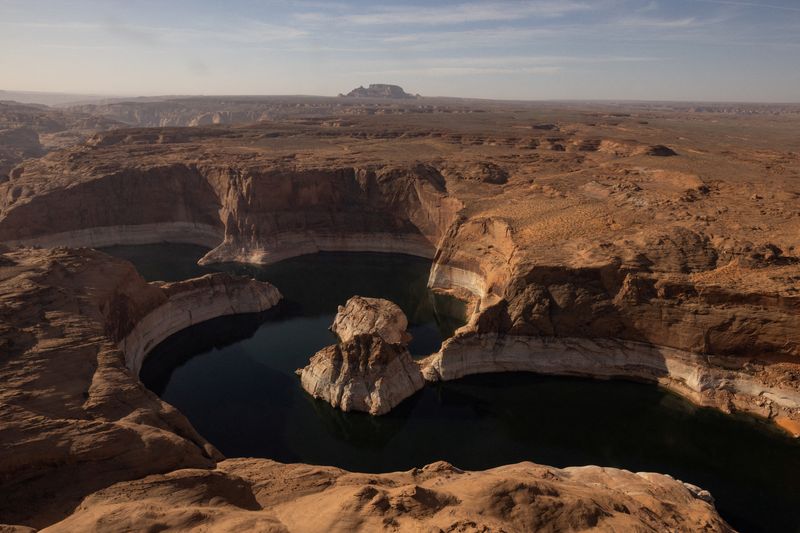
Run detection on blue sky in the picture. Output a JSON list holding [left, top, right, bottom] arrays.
[[1, 0, 798, 101]]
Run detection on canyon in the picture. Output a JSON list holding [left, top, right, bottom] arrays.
[[1, 96, 799, 530], [2, 104, 798, 433]]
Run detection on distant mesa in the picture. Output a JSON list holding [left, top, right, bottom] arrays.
[[340, 84, 419, 99]]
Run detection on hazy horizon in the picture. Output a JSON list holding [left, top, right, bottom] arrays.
[[2, 0, 799, 103], [4, 88, 800, 107]]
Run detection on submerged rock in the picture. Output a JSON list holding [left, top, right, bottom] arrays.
[[299, 297, 424, 415]]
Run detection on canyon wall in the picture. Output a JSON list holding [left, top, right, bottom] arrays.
[[122, 273, 281, 375], [424, 232, 800, 434], [423, 334, 800, 430], [0, 162, 462, 265], [0, 247, 281, 528], [0, 164, 224, 246], [198, 164, 461, 264]]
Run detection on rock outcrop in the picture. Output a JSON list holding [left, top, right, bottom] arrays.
[[299, 334, 425, 415], [331, 295, 411, 344], [44, 460, 733, 533], [299, 297, 424, 415]]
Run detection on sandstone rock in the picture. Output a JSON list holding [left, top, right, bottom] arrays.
[[440, 161, 509, 184], [299, 334, 425, 415], [44, 459, 733, 533], [0, 248, 732, 531], [299, 298, 424, 415], [0, 247, 281, 528], [331, 295, 411, 344]]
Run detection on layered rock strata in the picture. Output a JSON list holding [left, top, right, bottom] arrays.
[[0, 247, 281, 528], [422, 334, 800, 433], [423, 252, 800, 434], [299, 297, 424, 415], [0, 159, 460, 265], [122, 272, 282, 375]]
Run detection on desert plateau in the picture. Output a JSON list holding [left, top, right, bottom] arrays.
[[2, 1, 800, 532]]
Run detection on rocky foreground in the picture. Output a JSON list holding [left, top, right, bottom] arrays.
[[47, 460, 730, 533]]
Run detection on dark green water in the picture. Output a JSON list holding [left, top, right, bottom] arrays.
[[103, 243, 800, 533]]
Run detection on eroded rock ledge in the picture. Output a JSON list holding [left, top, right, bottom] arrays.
[[425, 251, 800, 436], [122, 271, 281, 375], [298, 297, 424, 415], [0, 247, 281, 528], [421, 333, 800, 434]]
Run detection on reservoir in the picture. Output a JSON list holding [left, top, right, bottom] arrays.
[[102, 243, 800, 533]]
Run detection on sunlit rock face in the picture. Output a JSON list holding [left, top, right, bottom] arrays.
[[331, 295, 412, 345], [45, 460, 734, 533], [299, 297, 424, 415]]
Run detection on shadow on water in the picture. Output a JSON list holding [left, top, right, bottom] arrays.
[[103, 243, 800, 533]]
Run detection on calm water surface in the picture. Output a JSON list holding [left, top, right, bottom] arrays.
[[103, 243, 800, 533]]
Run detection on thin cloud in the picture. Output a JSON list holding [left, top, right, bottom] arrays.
[[353, 54, 662, 77], [696, 0, 800, 12], [617, 16, 700, 28], [361, 66, 563, 76], [406, 55, 662, 66], [0, 19, 309, 45], [300, 1, 592, 26], [376, 26, 562, 50]]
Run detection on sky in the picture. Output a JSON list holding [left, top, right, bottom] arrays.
[[0, 0, 799, 102]]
